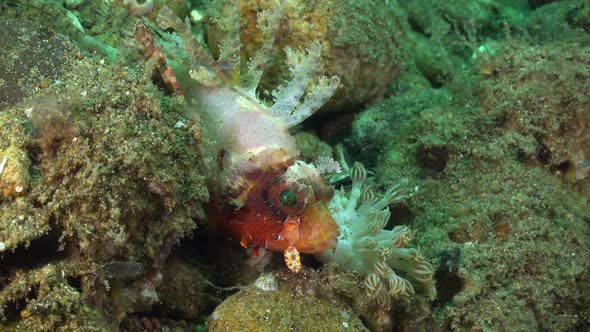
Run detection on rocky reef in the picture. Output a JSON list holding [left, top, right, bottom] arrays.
[[0, 12, 208, 330], [346, 4, 590, 330], [0, 0, 589, 331]]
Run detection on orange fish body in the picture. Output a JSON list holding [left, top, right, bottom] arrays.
[[206, 156, 339, 255], [198, 87, 340, 268]]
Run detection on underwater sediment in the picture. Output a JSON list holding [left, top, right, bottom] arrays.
[[0, 0, 588, 331]]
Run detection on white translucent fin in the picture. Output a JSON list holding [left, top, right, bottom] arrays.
[[156, 6, 223, 86], [157, 7, 209, 68], [284, 75, 339, 127], [239, 5, 282, 97], [271, 42, 322, 118], [215, 2, 241, 81]]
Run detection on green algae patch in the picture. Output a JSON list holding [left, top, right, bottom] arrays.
[[415, 158, 589, 331], [208, 273, 368, 332]]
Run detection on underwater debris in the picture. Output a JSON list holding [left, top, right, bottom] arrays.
[[103, 261, 145, 281], [253, 273, 278, 292], [317, 162, 436, 306]]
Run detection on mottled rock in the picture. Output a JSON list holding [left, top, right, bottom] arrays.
[[208, 274, 368, 332]]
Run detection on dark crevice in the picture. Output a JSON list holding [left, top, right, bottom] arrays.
[[27, 144, 43, 168], [0, 219, 64, 274], [2, 285, 38, 322], [174, 231, 243, 289], [386, 201, 414, 230], [66, 275, 83, 292], [433, 247, 464, 308], [301, 110, 357, 145], [416, 144, 450, 175], [529, 0, 560, 9], [304, 254, 324, 270], [428, 78, 446, 89], [536, 142, 551, 165], [407, 17, 428, 36], [120, 314, 204, 331], [433, 269, 463, 308], [554, 160, 573, 175]]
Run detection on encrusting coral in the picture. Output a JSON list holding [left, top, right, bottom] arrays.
[[317, 162, 436, 306]]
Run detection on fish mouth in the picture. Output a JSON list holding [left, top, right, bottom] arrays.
[[293, 201, 340, 254]]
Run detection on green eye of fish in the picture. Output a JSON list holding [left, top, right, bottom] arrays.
[[279, 189, 298, 208], [266, 179, 311, 217]]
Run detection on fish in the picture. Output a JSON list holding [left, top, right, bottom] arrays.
[[135, 3, 340, 272]]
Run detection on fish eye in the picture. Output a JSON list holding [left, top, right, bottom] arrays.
[[279, 189, 298, 208], [266, 180, 312, 217]]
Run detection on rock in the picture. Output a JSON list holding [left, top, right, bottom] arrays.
[[208, 272, 368, 332]]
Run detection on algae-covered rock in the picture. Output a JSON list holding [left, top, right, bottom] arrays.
[[2, 1, 588, 331], [294, 131, 333, 163], [0, 262, 108, 331], [0, 146, 30, 198], [526, 0, 590, 42], [0, 10, 209, 329], [396, 0, 529, 88], [208, 271, 368, 332], [0, 107, 49, 253], [0, 109, 32, 200], [346, 39, 590, 331], [476, 42, 590, 194], [157, 257, 215, 320]]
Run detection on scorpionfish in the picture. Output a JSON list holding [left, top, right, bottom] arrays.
[[134, 4, 341, 272]]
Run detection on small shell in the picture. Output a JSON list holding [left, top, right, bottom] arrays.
[[254, 273, 278, 291]]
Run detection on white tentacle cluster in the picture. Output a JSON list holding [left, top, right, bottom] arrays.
[[317, 162, 436, 306]]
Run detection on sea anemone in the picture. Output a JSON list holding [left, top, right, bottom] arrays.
[[316, 162, 436, 306]]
